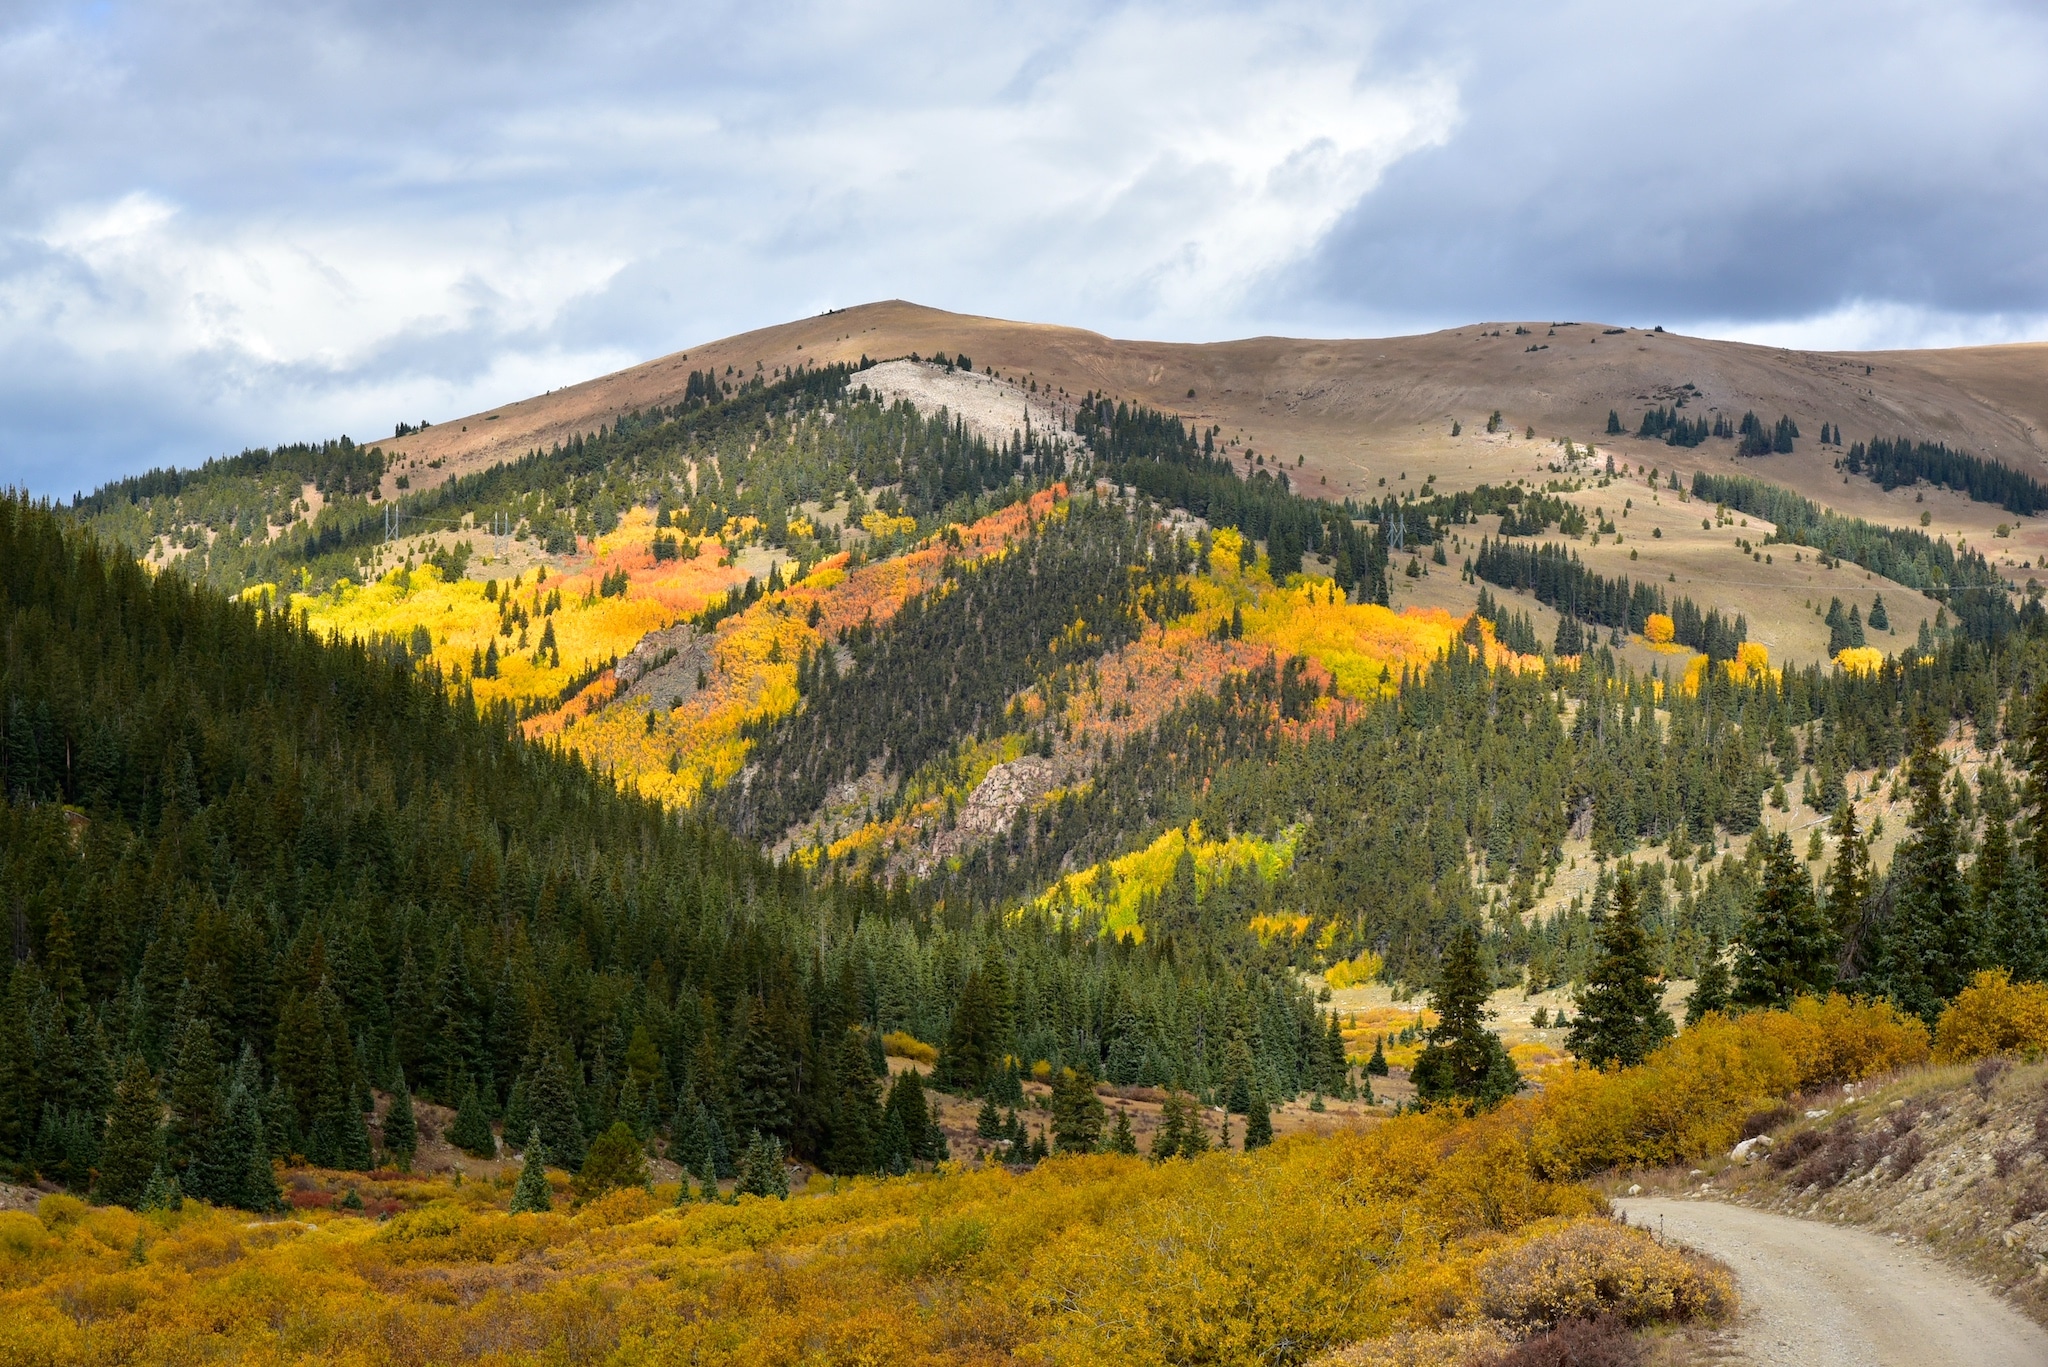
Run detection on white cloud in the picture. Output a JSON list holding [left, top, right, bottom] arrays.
[[0, 0, 2041, 492], [1696, 301, 2048, 354]]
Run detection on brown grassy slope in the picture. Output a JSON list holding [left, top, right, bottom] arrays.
[[374, 299, 2048, 508]]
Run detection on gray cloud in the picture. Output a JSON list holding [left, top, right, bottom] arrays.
[[0, 0, 2041, 494]]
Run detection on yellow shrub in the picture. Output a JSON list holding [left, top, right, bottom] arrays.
[[1525, 993, 1925, 1177], [1835, 645, 1885, 675], [1642, 612, 1675, 645], [1476, 1217, 1733, 1329], [1934, 969, 2048, 1062], [1327, 951, 1383, 990], [881, 1030, 938, 1064]]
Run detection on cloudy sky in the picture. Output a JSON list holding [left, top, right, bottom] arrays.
[[3, 0, 2045, 494]]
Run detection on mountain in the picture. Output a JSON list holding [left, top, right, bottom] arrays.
[[375, 299, 2048, 508], [19, 301, 2048, 1211]]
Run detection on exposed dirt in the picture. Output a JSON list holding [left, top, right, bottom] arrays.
[[852, 358, 1069, 450], [1615, 1196, 2048, 1366]]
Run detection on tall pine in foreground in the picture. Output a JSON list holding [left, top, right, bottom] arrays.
[[1878, 726, 1974, 1023], [1568, 870, 1674, 1068], [1411, 923, 1520, 1111], [1734, 831, 1836, 1008]]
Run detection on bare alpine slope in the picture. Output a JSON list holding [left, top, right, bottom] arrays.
[[1615, 1197, 2048, 1366], [371, 300, 2048, 519]]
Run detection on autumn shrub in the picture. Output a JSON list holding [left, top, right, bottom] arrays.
[[1476, 1218, 1732, 1331], [1483, 1317, 1645, 1367], [1934, 969, 2048, 1063], [881, 1030, 939, 1064], [1523, 994, 1927, 1178]]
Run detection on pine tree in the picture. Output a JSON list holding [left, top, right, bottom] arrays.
[[670, 1098, 714, 1188], [735, 1130, 789, 1198], [1880, 726, 1976, 1023], [448, 1079, 496, 1158], [881, 1067, 934, 1166], [573, 1121, 648, 1202], [96, 1056, 163, 1208], [382, 1069, 418, 1168], [1734, 831, 1837, 1008], [163, 1017, 223, 1189], [1366, 1036, 1389, 1076], [1685, 929, 1732, 1026], [1567, 870, 1675, 1069], [1411, 923, 1519, 1109], [1107, 1107, 1139, 1155], [1150, 1088, 1188, 1162], [1243, 1091, 1273, 1150], [525, 1046, 585, 1171], [1868, 595, 1889, 631], [510, 1129, 552, 1213], [824, 1026, 881, 1175], [1824, 801, 1872, 979], [1050, 1065, 1105, 1153]]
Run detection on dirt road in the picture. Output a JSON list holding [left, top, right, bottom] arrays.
[[1615, 1197, 2048, 1366]]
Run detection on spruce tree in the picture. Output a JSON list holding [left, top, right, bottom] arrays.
[[1685, 929, 1731, 1026], [138, 1163, 183, 1213], [1107, 1107, 1139, 1155], [1411, 923, 1519, 1109], [211, 1054, 279, 1212], [1879, 727, 1976, 1023], [1824, 801, 1872, 979], [1734, 830, 1836, 1008], [670, 1098, 714, 1188], [729, 1001, 793, 1142], [1567, 870, 1675, 1069], [1050, 1065, 1105, 1153], [881, 1067, 935, 1165], [1150, 1089, 1188, 1161], [735, 1130, 789, 1198], [510, 1130, 552, 1213], [525, 1046, 585, 1171], [448, 1079, 497, 1158], [96, 1056, 163, 1208], [824, 1026, 880, 1175], [1243, 1091, 1273, 1150], [1177, 1100, 1211, 1157], [382, 1069, 418, 1168], [935, 969, 995, 1093], [1366, 1036, 1389, 1076], [164, 1017, 223, 1189], [573, 1122, 648, 1202]]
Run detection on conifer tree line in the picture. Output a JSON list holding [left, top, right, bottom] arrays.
[[1472, 539, 1748, 660], [0, 493, 1344, 1202], [1691, 471, 2018, 644], [1635, 406, 1711, 448], [1074, 398, 1386, 598], [1846, 436, 2048, 516]]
